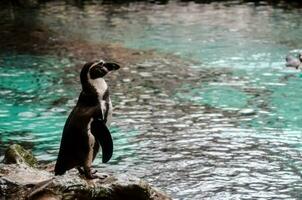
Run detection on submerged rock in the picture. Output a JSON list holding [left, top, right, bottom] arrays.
[[0, 145, 171, 200]]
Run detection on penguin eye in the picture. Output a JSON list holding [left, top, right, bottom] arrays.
[[89, 65, 107, 79]]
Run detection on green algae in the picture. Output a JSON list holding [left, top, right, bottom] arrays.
[[3, 144, 38, 167]]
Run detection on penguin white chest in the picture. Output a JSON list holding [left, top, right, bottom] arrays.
[[86, 119, 95, 165], [106, 99, 113, 126], [89, 78, 108, 97], [88, 78, 112, 126]]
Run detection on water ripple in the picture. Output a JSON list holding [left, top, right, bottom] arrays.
[[1, 2, 302, 199]]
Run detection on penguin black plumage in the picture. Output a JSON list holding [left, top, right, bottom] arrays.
[[54, 60, 120, 179]]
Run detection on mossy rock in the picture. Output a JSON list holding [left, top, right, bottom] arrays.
[[3, 144, 38, 167]]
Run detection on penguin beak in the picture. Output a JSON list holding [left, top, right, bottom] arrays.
[[103, 62, 120, 71]]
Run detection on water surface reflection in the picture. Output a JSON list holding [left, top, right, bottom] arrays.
[[1, 1, 302, 199]]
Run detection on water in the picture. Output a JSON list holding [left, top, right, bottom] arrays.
[[1, 1, 302, 199]]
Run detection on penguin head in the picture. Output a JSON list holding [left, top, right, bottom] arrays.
[[80, 60, 120, 92], [81, 60, 119, 80], [88, 60, 120, 79]]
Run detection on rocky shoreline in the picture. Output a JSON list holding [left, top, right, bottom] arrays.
[[0, 144, 171, 200]]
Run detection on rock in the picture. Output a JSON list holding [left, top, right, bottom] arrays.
[[0, 145, 171, 200], [0, 164, 170, 200], [10, 0, 39, 7], [3, 144, 38, 167]]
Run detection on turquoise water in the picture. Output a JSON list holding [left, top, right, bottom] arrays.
[[1, 1, 302, 199], [0, 54, 73, 159]]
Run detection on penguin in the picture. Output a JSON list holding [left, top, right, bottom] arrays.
[[285, 53, 302, 69], [54, 60, 120, 179]]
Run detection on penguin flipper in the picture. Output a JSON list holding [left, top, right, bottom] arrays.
[[90, 119, 113, 163]]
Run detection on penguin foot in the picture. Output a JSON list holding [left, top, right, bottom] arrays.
[[97, 173, 108, 179], [84, 168, 98, 179], [78, 167, 97, 175], [85, 173, 98, 179]]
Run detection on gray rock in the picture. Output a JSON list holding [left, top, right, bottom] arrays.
[[0, 145, 171, 200], [0, 164, 170, 200]]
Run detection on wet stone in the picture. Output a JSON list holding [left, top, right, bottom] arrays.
[[0, 145, 171, 200], [0, 164, 171, 200]]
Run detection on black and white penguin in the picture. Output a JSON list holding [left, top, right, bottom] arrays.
[[286, 53, 302, 69], [54, 60, 120, 179]]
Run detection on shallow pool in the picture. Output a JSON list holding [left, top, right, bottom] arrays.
[[1, 1, 302, 199]]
